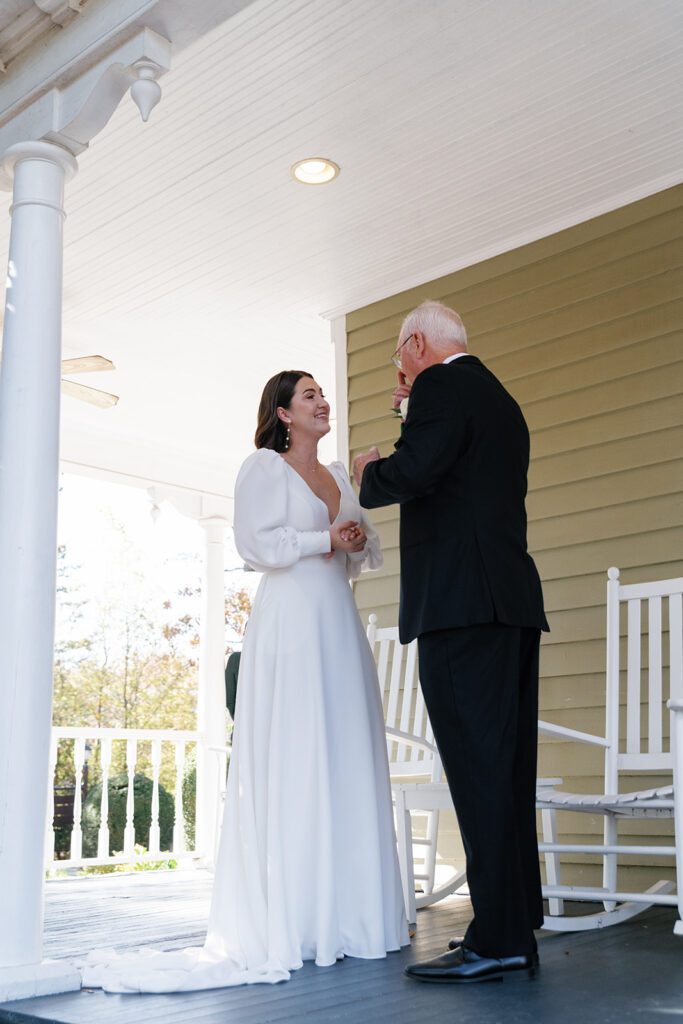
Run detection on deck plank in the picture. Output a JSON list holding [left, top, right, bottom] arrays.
[[1, 869, 681, 1024]]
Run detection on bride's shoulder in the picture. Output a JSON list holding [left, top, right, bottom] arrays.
[[327, 460, 353, 485], [236, 447, 284, 483]]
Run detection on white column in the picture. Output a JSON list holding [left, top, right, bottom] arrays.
[[331, 315, 349, 469], [195, 517, 228, 867], [0, 141, 81, 999]]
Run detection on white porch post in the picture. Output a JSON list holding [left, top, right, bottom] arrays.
[[195, 517, 229, 867], [331, 315, 349, 469], [0, 142, 81, 998], [0, 30, 171, 1003]]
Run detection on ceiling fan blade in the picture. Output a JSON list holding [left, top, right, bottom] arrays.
[[61, 379, 119, 408], [60, 355, 115, 374]]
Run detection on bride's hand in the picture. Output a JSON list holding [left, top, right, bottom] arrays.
[[330, 520, 367, 553], [342, 525, 367, 553]]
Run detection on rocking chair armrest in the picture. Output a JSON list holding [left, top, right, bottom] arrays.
[[537, 777, 564, 789], [538, 719, 609, 747], [668, 699, 683, 713], [207, 743, 233, 754], [385, 727, 436, 756]]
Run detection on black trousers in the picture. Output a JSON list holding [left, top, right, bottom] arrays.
[[417, 624, 543, 958]]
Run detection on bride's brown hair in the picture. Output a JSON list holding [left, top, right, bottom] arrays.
[[255, 370, 313, 452]]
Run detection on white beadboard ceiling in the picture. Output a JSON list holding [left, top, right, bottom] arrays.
[[0, 0, 88, 73], [0, 0, 681, 500]]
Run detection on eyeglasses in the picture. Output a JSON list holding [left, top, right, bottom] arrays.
[[391, 333, 413, 370]]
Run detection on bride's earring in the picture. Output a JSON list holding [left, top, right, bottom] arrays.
[[284, 423, 291, 450]]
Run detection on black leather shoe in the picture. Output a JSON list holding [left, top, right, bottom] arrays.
[[404, 946, 538, 983], [448, 936, 539, 963]]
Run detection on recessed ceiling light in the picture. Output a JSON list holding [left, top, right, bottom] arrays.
[[290, 157, 340, 185]]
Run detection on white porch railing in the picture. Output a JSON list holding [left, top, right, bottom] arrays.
[[46, 727, 201, 870]]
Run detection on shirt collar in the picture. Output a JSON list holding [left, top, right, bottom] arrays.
[[442, 352, 469, 365]]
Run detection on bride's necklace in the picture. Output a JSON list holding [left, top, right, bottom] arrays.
[[285, 452, 319, 475]]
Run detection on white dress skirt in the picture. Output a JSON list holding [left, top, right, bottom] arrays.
[[80, 448, 409, 992]]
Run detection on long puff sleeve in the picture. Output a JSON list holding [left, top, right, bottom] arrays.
[[325, 461, 383, 580], [233, 449, 331, 572], [346, 505, 383, 579]]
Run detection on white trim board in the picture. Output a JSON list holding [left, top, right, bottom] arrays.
[[320, 170, 683, 322]]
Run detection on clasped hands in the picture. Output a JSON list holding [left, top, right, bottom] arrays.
[[330, 369, 412, 555], [326, 520, 367, 559]]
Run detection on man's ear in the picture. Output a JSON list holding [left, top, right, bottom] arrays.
[[413, 330, 427, 358]]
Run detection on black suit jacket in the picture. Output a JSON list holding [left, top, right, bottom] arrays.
[[360, 356, 548, 643]]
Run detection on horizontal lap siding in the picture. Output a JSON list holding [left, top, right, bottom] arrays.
[[346, 184, 683, 888]]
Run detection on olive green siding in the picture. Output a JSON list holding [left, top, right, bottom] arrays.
[[346, 184, 683, 888]]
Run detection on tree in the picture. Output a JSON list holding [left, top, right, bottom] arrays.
[[50, 532, 252, 856], [161, 583, 252, 658], [54, 545, 92, 680]]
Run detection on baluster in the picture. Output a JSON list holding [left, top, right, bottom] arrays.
[[413, 685, 427, 763], [173, 740, 186, 854], [97, 737, 111, 859], [377, 639, 390, 715], [648, 596, 663, 754], [149, 738, 162, 855], [70, 737, 85, 860], [123, 737, 137, 856], [385, 639, 403, 766], [626, 599, 642, 753], [44, 733, 59, 868], [398, 642, 418, 763]]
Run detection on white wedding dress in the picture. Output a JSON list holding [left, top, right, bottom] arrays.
[[80, 448, 409, 993]]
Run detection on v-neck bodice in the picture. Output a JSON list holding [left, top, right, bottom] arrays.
[[232, 448, 383, 582], [280, 456, 342, 526]]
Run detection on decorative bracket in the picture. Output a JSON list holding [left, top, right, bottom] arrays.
[[0, 27, 171, 158], [129, 61, 162, 122]]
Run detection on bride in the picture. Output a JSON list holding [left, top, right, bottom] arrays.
[[81, 370, 409, 993]]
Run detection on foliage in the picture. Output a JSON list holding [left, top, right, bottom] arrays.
[[54, 821, 72, 858], [182, 745, 197, 848], [53, 540, 252, 738], [81, 772, 174, 858], [161, 583, 252, 660], [224, 588, 252, 649], [51, 529, 252, 864], [78, 845, 178, 875], [180, 746, 231, 849]]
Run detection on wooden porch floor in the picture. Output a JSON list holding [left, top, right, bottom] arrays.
[[1, 869, 681, 1024]]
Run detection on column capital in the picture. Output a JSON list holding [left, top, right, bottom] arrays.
[[146, 485, 232, 524], [0, 141, 78, 191], [198, 516, 230, 533]]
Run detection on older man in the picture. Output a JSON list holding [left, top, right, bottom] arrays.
[[354, 300, 548, 984]]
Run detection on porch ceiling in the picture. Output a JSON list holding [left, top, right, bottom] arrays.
[[0, 0, 681, 499]]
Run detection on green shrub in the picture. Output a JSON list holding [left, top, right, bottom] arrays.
[[180, 747, 230, 850], [182, 747, 196, 848], [53, 825, 72, 858], [78, 845, 178, 875], [81, 772, 174, 857]]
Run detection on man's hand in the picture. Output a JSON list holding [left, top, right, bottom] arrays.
[[392, 370, 412, 412], [353, 446, 380, 486]]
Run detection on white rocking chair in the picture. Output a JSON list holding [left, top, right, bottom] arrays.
[[366, 615, 467, 925], [537, 568, 683, 935]]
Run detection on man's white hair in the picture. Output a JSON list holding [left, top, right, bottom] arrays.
[[400, 300, 467, 350]]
